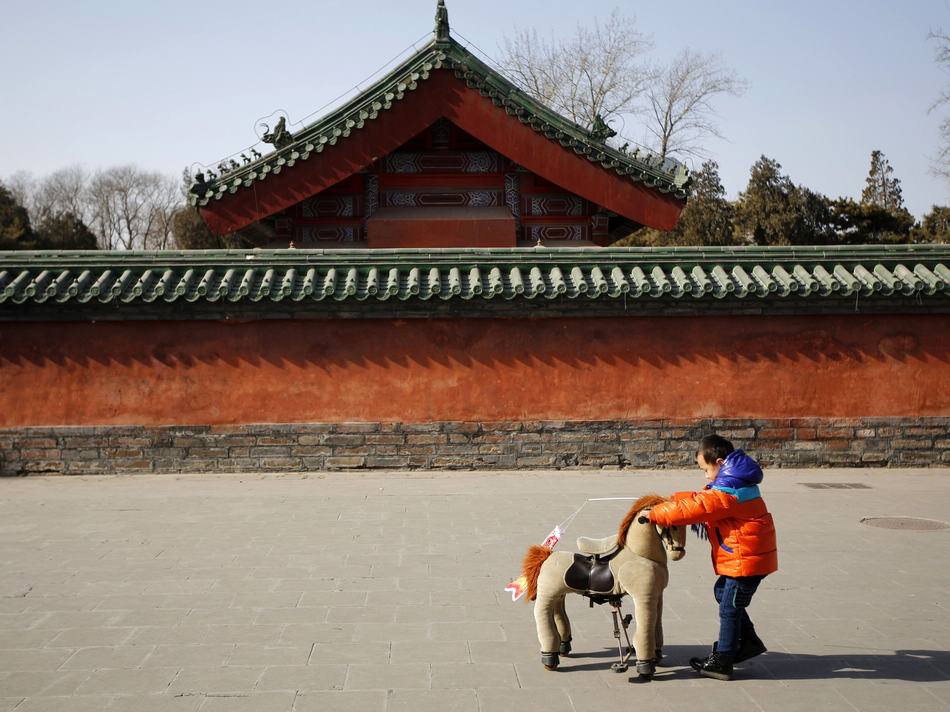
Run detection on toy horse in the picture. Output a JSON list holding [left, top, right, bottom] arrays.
[[518, 494, 686, 678]]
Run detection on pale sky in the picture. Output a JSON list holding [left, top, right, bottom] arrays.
[[3, 0, 949, 220]]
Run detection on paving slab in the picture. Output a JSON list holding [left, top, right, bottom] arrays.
[[0, 468, 948, 711]]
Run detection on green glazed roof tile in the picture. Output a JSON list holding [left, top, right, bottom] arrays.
[[1, 246, 949, 311]]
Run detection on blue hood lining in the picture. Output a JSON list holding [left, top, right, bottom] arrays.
[[711, 484, 762, 503]]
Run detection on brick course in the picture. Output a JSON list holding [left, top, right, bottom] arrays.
[[1, 418, 948, 475]]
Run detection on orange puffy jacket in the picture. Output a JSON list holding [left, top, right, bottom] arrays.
[[650, 488, 778, 578]]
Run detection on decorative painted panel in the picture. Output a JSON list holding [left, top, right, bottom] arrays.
[[385, 151, 502, 174], [382, 190, 502, 208], [505, 172, 522, 229], [296, 226, 361, 243], [301, 195, 357, 218], [364, 175, 379, 218], [525, 224, 587, 241], [524, 195, 584, 217]]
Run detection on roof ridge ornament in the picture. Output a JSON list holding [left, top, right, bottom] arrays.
[[261, 116, 293, 150], [434, 0, 450, 44], [590, 114, 617, 143]]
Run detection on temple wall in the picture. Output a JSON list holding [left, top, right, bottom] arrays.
[[2, 313, 948, 473]]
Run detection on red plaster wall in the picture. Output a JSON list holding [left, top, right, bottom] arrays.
[[1, 314, 948, 427], [366, 207, 516, 248]]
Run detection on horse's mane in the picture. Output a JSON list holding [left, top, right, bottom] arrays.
[[616, 494, 669, 547]]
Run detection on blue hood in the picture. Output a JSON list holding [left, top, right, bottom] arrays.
[[710, 449, 763, 490]]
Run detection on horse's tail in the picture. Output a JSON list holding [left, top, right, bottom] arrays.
[[521, 545, 554, 602]]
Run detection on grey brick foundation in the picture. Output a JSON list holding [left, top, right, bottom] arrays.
[[2, 418, 949, 475]]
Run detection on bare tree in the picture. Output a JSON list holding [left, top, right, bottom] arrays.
[[6, 167, 92, 225], [928, 29, 950, 180], [147, 175, 183, 250], [499, 11, 746, 161], [87, 166, 181, 250], [498, 9, 654, 130], [646, 49, 747, 160], [5, 165, 184, 250], [4, 171, 37, 217], [34, 166, 92, 226]]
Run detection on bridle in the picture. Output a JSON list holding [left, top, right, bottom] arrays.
[[658, 524, 685, 553], [640, 508, 685, 553]]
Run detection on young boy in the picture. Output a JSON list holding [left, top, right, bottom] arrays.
[[648, 434, 778, 680]]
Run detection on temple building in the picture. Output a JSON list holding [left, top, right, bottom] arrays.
[[0, 2, 948, 474], [190, 1, 689, 248]]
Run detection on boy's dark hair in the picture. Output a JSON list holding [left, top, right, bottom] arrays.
[[698, 434, 734, 463]]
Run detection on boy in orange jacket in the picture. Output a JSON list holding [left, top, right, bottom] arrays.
[[649, 434, 778, 680]]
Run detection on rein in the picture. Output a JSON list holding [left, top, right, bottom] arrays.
[[659, 524, 685, 553]]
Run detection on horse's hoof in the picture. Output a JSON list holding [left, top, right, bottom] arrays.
[[541, 652, 559, 670], [559, 639, 572, 656], [636, 660, 656, 677]]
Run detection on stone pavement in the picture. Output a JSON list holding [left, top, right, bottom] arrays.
[[1, 467, 948, 712]]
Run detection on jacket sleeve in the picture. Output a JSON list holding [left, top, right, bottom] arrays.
[[649, 489, 736, 526]]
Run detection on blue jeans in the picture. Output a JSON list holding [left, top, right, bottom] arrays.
[[714, 574, 765, 657]]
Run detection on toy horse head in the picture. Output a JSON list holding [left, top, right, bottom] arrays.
[[617, 494, 686, 564]]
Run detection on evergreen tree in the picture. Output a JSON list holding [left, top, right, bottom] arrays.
[[853, 150, 913, 242], [673, 160, 736, 245], [0, 183, 36, 249], [33, 212, 99, 250], [788, 185, 837, 245], [733, 156, 796, 245], [171, 206, 250, 249], [734, 156, 838, 245], [861, 150, 905, 212], [645, 160, 736, 245], [912, 205, 950, 243], [830, 198, 914, 244]]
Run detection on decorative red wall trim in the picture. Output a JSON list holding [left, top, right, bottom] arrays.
[[1, 314, 948, 428]]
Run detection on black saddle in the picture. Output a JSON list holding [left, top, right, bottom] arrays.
[[564, 532, 621, 595]]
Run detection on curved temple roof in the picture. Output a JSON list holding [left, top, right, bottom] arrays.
[[1, 246, 947, 310], [188, 5, 691, 212]]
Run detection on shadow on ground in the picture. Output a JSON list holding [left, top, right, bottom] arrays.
[[553, 646, 950, 683]]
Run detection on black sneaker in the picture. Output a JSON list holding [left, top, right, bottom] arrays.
[[689, 652, 734, 680], [712, 634, 767, 664]]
